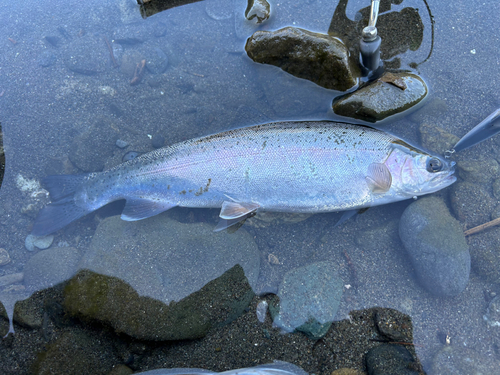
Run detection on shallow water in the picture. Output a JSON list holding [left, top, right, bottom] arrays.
[[0, 0, 499, 373]]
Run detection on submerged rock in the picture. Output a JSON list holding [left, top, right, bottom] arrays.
[[63, 35, 110, 75], [23, 247, 80, 291], [366, 344, 420, 375], [245, 27, 359, 91], [468, 228, 500, 283], [31, 330, 117, 374], [432, 345, 500, 375], [450, 181, 496, 228], [64, 265, 254, 341], [63, 214, 259, 340], [399, 197, 470, 297], [332, 72, 427, 122], [245, 0, 270, 24], [68, 118, 118, 172], [418, 123, 459, 154], [271, 261, 343, 339]]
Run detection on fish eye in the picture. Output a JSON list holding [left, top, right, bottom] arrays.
[[426, 157, 443, 173]]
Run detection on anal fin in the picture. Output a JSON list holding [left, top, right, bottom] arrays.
[[121, 198, 176, 221]]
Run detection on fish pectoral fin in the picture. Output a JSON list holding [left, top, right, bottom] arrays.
[[219, 201, 260, 220], [121, 198, 176, 221], [365, 162, 392, 193]]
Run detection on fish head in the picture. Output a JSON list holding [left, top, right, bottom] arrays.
[[386, 144, 456, 197]]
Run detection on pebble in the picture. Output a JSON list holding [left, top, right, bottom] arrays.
[[0, 248, 11, 265], [399, 197, 470, 297], [25, 234, 54, 252], [484, 295, 500, 328], [115, 139, 129, 148], [151, 134, 165, 148], [256, 300, 268, 323]]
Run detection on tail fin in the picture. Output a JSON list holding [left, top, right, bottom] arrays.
[[31, 174, 92, 236]]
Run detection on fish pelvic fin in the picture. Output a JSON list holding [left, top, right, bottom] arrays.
[[214, 201, 260, 232], [121, 198, 176, 221], [31, 174, 93, 236]]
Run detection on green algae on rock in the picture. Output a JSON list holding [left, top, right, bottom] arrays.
[[270, 261, 343, 339], [245, 27, 359, 91], [63, 265, 254, 341], [332, 72, 428, 122]]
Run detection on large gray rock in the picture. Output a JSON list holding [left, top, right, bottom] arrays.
[[271, 261, 343, 339], [64, 214, 260, 340], [245, 27, 359, 91], [399, 197, 470, 297], [68, 118, 119, 172], [23, 247, 81, 290], [332, 72, 428, 122], [63, 36, 110, 75]]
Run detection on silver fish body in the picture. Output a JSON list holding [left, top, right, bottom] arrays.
[[135, 360, 308, 375], [32, 121, 456, 235]]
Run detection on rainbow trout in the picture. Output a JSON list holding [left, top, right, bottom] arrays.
[[32, 121, 456, 235]]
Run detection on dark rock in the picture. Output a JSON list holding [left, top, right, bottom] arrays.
[[63, 35, 110, 75], [271, 261, 343, 339], [245, 27, 359, 91], [122, 151, 142, 162], [68, 118, 118, 172], [145, 47, 169, 74], [245, 0, 270, 24], [468, 228, 500, 283], [23, 247, 81, 291], [12, 292, 45, 329], [0, 302, 8, 337], [64, 265, 254, 341], [64, 214, 259, 340], [399, 197, 470, 297], [31, 330, 118, 374], [44, 36, 60, 48], [333, 72, 428, 122], [366, 344, 420, 375], [432, 345, 500, 374], [151, 134, 165, 148], [374, 308, 413, 343], [450, 181, 496, 228], [115, 139, 129, 148], [37, 50, 57, 67]]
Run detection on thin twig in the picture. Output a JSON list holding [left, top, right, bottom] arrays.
[[102, 35, 118, 68], [464, 217, 500, 236]]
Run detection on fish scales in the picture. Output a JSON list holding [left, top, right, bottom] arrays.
[[89, 122, 394, 212], [32, 121, 456, 235]]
